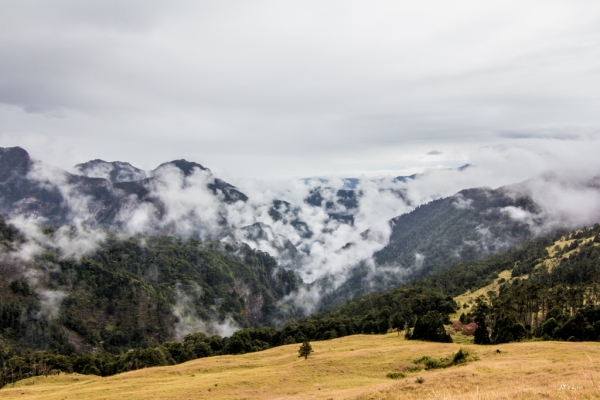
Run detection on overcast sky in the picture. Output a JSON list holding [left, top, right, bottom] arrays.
[[1, 1, 599, 179]]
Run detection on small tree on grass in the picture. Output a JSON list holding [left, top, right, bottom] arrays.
[[298, 341, 313, 360]]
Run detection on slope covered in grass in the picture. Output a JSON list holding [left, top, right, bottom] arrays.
[[2, 334, 600, 399]]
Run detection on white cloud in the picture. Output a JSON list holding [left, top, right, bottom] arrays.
[[0, 1, 598, 178]]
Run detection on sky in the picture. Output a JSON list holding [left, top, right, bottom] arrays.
[[1, 1, 600, 179]]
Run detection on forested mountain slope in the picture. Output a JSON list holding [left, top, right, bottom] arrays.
[[318, 186, 541, 307], [0, 215, 300, 357], [4, 145, 592, 310], [375, 187, 538, 275]]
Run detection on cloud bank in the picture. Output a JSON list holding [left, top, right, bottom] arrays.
[[0, 1, 598, 178]]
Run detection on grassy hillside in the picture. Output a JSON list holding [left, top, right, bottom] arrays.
[[2, 334, 599, 399], [442, 225, 600, 346]]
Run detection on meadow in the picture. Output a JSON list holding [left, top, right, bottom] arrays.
[[2, 333, 600, 399]]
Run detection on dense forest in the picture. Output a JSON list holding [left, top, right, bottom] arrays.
[[0, 214, 301, 383]]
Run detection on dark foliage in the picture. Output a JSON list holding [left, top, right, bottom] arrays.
[[472, 224, 600, 344], [406, 311, 452, 343]]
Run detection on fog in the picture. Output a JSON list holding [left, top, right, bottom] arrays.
[[4, 137, 600, 328]]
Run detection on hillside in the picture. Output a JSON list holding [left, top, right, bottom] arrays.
[[1, 334, 599, 399], [2, 220, 600, 391], [314, 224, 600, 347], [376, 187, 537, 274], [320, 186, 540, 307], [0, 214, 300, 357]]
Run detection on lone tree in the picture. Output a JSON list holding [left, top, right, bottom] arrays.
[[298, 341, 313, 359]]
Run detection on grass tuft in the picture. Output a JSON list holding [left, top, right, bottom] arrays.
[[386, 372, 405, 379]]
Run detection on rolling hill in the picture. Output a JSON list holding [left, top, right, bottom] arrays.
[[1, 334, 599, 399]]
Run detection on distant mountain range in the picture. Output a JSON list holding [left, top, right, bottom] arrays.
[[0, 146, 593, 312]]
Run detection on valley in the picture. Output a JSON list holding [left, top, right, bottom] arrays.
[[2, 147, 600, 397]]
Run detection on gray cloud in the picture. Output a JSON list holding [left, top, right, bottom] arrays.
[[0, 1, 598, 177], [497, 131, 583, 140]]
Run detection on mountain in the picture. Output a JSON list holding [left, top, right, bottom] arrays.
[[0, 214, 300, 357], [74, 159, 148, 183], [3, 146, 598, 316], [316, 186, 541, 308], [376, 186, 538, 275], [304, 187, 359, 225], [152, 159, 209, 176], [0, 147, 128, 226], [0, 147, 248, 231], [236, 222, 300, 267]]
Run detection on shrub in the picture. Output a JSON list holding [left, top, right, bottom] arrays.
[[462, 322, 477, 336], [386, 372, 405, 379], [413, 348, 477, 370], [413, 355, 445, 370], [452, 348, 474, 365]]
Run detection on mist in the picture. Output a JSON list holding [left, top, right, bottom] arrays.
[[2, 135, 600, 334]]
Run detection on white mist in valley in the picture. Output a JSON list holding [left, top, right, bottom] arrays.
[[4, 137, 600, 329]]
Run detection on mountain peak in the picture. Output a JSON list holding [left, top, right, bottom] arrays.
[[153, 159, 209, 177], [0, 146, 32, 180], [74, 159, 148, 183]]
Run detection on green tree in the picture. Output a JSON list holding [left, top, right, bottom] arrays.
[[407, 311, 452, 343], [298, 341, 313, 360], [473, 316, 491, 345], [472, 296, 491, 344]]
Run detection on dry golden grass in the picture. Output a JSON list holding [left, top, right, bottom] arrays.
[[2, 335, 600, 399], [452, 270, 514, 319]]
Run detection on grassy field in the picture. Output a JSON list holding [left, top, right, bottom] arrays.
[[2, 334, 600, 399]]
